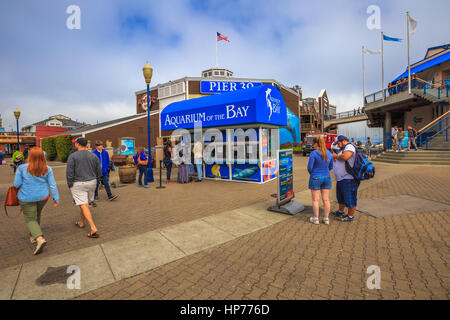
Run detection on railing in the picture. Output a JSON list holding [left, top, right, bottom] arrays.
[[324, 109, 366, 121], [0, 131, 36, 137], [364, 76, 450, 104], [416, 112, 449, 150], [418, 111, 450, 133]]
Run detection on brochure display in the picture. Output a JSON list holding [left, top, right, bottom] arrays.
[[267, 149, 304, 215]]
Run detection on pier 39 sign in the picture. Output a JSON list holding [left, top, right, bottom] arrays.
[[201, 80, 262, 94]]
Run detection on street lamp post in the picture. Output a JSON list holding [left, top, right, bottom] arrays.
[[14, 108, 21, 151], [142, 62, 154, 183]]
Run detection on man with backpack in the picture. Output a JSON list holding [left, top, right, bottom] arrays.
[[331, 135, 360, 222], [407, 125, 418, 151]]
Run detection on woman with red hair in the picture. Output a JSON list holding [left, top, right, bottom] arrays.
[[13, 147, 59, 255]]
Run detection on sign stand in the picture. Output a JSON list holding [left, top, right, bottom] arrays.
[[267, 149, 304, 215], [156, 160, 165, 189]]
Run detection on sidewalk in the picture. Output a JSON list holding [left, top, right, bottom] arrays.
[[0, 159, 449, 300]]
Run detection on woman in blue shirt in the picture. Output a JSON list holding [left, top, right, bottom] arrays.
[[13, 147, 59, 255], [307, 136, 333, 225]]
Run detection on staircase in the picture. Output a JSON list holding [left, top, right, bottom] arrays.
[[374, 149, 450, 165], [425, 132, 450, 151]]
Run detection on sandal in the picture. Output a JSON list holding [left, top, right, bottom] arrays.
[[87, 231, 99, 238], [75, 222, 85, 228]]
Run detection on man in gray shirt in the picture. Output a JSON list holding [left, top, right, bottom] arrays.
[[66, 137, 101, 238]]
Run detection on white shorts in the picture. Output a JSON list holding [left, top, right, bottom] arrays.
[[71, 179, 97, 206]]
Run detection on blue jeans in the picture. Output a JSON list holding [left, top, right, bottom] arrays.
[[336, 179, 360, 208], [308, 175, 332, 190], [194, 158, 202, 180], [95, 175, 112, 198], [138, 165, 148, 185], [164, 160, 172, 181]]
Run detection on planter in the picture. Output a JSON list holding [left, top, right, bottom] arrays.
[[112, 155, 127, 166], [118, 166, 137, 183]]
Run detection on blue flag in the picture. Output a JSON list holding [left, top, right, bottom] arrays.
[[383, 34, 402, 42]]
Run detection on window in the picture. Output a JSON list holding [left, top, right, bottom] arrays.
[[214, 71, 219, 75], [220, 71, 224, 76], [158, 82, 185, 99], [208, 72, 212, 76], [203, 73, 207, 77]]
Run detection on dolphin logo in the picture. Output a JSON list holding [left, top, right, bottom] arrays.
[[265, 88, 273, 120]]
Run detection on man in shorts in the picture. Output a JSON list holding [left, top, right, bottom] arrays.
[[331, 135, 360, 222], [66, 137, 102, 238]]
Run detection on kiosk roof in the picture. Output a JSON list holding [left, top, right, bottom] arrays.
[[161, 84, 287, 130]]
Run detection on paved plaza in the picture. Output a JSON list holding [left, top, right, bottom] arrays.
[[0, 157, 449, 300]]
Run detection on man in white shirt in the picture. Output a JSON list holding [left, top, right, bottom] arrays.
[[392, 126, 399, 151], [193, 140, 203, 182], [331, 135, 360, 222]]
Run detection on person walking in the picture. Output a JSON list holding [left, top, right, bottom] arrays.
[[392, 126, 399, 151], [93, 140, 118, 201], [407, 125, 418, 151], [163, 142, 173, 184], [331, 135, 360, 222], [365, 137, 373, 159], [193, 140, 203, 182], [13, 147, 59, 255], [134, 146, 150, 188], [66, 137, 101, 238], [307, 136, 333, 225], [397, 127, 405, 152], [12, 149, 24, 174]]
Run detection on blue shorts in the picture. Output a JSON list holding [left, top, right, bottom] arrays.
[[309, 175, 332, 190], [336, 179, 360, 208]]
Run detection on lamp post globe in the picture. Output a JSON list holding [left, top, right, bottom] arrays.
[[142, 62, 154, 183], [13, 108, 20, 151]]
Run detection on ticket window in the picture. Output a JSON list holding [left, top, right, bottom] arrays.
[[227, 128, 259, 165]]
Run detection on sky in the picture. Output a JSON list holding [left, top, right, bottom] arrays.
[[0, 0, 449, 131]]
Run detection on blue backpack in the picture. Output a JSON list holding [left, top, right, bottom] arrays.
[[344, 144, 375, 181]]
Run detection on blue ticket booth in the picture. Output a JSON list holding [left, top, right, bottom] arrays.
[[161, 84, 288, 184]]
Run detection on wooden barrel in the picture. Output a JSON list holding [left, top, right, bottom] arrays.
[[118, 166, 137, 183]]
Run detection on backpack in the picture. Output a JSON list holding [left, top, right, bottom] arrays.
[[344, 144, 375, 181]]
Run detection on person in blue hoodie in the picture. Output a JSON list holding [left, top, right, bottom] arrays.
[[92, 140, 118, 201]]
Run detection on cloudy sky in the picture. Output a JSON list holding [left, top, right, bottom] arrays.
[[0, 0, 449, 130]]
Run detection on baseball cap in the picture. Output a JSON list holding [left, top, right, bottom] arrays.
[[337, 135, 348, 142], [75, 137, 88, 146]]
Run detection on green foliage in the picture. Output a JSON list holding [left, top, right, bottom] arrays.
[[293, 146, 302, 152], [55, 135, 73, 162], [280, 142, 293, 150], [41, 137, 57, 161]]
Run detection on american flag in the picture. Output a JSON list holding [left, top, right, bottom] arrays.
[[217, 32, 230, 42]]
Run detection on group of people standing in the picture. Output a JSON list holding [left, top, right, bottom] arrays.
[[12, 137, 118, 255], [307, 135, 360, 225], [162, 140, 203, 184], [392, 125, 418, 152]]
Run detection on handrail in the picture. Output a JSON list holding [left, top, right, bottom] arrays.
[[414, 77, 444, 89], [418, 111, 450, 133]]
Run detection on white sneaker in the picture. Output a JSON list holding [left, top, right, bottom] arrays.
[[33, 239, 47, 255], [309, 217, 319, 225], [322, 219, 330, 225]]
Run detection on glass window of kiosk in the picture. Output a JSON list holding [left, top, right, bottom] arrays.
[[261, 127, 277, 162], [228, 128, 259, 165]]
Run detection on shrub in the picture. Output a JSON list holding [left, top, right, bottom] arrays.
[[280, 142, 293, 149], [292, 142, 301, 148], [55, 135, 73, 162], [42, 137, 57, 161]]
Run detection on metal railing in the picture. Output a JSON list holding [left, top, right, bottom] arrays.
[[364, 76, 450, 104], [416, 112, 449, 150], [0, 131, 36, 137], [324, 109, 366, 121]]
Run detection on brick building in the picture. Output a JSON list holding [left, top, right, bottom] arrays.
[[59, 68, 304, 158]]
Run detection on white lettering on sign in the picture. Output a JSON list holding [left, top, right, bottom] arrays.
[[226, 105, 250, 119], [164, 112, 206, 128], [209, 82, 216, 91]]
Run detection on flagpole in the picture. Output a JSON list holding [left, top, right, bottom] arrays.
[[216, 34, 218, 68], [381, 31, 385, 101], [407, 11, 411, 94], [362, 45, 366, 107]]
